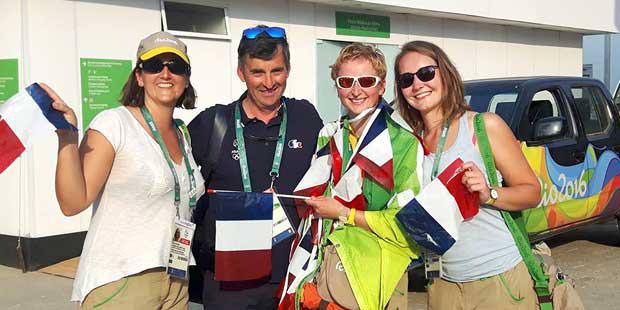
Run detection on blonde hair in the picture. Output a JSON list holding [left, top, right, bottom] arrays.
[[330, 43, 387, 81], [394, 41, 469, 132]]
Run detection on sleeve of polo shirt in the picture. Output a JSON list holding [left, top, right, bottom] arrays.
[[297, 98, 324, 152]]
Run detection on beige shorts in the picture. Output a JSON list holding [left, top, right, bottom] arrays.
[[81, 268, 188, 309], [428, 261, 538, 310]]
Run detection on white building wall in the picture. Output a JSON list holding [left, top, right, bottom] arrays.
[[341, 0, 620, 33], [0, 0, 587, 239], [0, 0, 160, 238]]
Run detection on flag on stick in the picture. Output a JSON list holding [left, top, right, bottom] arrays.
[[0, 83, 76, 174], [213, 191, 273, 282]]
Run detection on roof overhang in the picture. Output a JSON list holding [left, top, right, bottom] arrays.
[[301, 0, 619, 35]]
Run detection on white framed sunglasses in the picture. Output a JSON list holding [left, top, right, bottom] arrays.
[[335, 75, 382, 89]]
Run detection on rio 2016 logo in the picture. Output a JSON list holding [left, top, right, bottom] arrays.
[[537, 170, 588, 207]]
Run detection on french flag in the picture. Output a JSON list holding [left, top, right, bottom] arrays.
[[351, 104, 394, 191], [396, 158, 479, 255], [330, 103, 395, 211], [213, 191, 273, 282], [0, 83, 76, 174], [277, 215, 322, 309], [293, 141, 333, 201]]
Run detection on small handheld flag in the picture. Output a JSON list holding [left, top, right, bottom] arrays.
[[0, 83, 77, 174], [396, 158, 479, 255]]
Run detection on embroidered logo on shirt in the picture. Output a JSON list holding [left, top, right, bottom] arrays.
[[231, 139, 239, 160], [287, 139, 303, 149]]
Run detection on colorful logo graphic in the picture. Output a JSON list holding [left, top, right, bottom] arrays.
[[521, 143, 620, 233]]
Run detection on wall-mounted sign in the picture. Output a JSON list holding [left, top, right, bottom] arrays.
[[80, 58, 132, 131], [336, 11, 390, 38], [0, 59, 19, 104]]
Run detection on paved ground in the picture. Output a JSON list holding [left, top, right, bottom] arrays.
[[1, 221, 618, 309]]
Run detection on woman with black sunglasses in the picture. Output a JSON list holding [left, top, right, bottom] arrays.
[[281, 43, 424, 310], [47, 31, 204, 309], [394, 41, 541, 309]]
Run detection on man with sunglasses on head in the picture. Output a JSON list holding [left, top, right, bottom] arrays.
[[188, 25, 322, 309]]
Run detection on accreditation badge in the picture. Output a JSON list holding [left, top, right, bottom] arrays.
[[272, 192, 294, 246], [167, 217, 195, 279], [424, 250, 442, 280]]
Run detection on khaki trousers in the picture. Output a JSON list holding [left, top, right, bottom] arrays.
[[385, 272, 409, 310], [81, 268, 188, 309], [428, 261, 538, 310]]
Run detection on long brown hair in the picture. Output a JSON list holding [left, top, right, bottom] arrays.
[[120, 63, 196, 109], [394, 41, 468, 132]]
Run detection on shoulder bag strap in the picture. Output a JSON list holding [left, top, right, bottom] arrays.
[[203, 105, 230, 179], [473, 113, 553, 310]]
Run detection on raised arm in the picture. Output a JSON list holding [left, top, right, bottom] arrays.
[[463, 112, 541, 211], [43, 83, 115, 216]]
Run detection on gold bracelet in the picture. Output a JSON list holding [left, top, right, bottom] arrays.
[[346, 208, 356, 226]]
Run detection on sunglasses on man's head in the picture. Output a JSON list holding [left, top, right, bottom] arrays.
[[139, 57, 191, 76], [335, 76, 381, 89], [397, 65, 439, 89], [242, 26, 287, 40]]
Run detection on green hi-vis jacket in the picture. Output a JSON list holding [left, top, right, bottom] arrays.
[[320, 110, 423, 310]]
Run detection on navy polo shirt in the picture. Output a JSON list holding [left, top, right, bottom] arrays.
[[188, 91, 323, 286]]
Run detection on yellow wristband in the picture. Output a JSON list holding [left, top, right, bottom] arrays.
[[346, 208, 356, 226]]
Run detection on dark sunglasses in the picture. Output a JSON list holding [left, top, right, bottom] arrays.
[[397, 65, 439, 88], [242, 26, 286, 39], [139, 58, 191, 76], [243, 132, 279, 142], [335, 76, 381, 89]]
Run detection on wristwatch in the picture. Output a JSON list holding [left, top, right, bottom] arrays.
[[485, 187, 499, 205]]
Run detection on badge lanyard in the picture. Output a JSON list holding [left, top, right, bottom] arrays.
[[341, 118, 353, 176], [140, 106, 197, 215], [429, 123, 450, 180], [234, 101, 288, 192], [424, 122, 449, 280]]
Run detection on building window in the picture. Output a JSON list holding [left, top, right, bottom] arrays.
[[161, 0, 230, 40], [582, 64, 593, 78]]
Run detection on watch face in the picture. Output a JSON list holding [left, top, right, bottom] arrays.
[[490, 188, 499, 200]]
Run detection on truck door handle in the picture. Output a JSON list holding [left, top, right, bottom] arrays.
[[572, 151, 585, 161]]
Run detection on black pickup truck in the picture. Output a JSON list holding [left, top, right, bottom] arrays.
[[464, 77, 620, 240]]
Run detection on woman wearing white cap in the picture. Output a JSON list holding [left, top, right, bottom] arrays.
[[46, 31, 204, 309]]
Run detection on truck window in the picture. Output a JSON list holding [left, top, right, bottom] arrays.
[[571, 86, 612, 136], [519, 89, 568, 142], [464, 83, 520, 123], [614, 82, 620, 109], [528, 90, 560, 122]]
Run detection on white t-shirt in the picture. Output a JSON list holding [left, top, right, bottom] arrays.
[[71, 107, 205, 302]]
